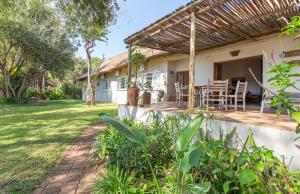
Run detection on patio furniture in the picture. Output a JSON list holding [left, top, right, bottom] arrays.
[[194, 84, 207, 108], [175, 82, 181, 102], [180, 84, 189, 101], [204, 79, 229, 110], [175, 82, 188, 102], [228, 81, 248, 111]]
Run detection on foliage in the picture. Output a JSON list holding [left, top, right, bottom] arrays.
[[128, 47, 146, 88], [56, 0, 120, 105], [94, 166, 138, 194], [193, 133, 300, 193], [266, 16, 300, 134], [26, 83, 82, 100], [0, 0, 76, 98], [0, 100, 117, 193], [96, 112, 300, 194], [93, 125, 127, 161]]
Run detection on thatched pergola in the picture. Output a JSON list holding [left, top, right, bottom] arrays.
[[125, 0, 300, 113]]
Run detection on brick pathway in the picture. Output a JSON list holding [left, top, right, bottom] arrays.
[[33, 124, 106, 194]]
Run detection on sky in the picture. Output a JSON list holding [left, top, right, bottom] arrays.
[[76, 0, 191, 59]]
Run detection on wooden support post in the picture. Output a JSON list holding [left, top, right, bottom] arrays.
[[127, 44, 132, 85], [188, 12, 196, 114]]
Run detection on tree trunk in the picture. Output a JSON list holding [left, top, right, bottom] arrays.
[[17, 75, 28, 97], [84, 40, 95, 105]]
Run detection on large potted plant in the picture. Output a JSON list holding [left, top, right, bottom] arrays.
[[127, 49, 145, 106], [139, 81, 153, 106]]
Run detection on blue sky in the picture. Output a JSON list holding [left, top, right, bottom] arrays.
[[76, 0, 190, 59]]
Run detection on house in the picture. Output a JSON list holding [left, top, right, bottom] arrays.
[[81, 34, 300, 106], [80, 1, 300, 109], [79, 0, 300, 169]]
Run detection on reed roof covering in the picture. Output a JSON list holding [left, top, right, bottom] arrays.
[[77, 48, 168, 80], [125, 0, 300, 53]]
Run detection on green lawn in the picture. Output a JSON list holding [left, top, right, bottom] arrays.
[[0, 100, 117, 194]]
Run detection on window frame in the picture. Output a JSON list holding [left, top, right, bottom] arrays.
[[118, 76, 128, 90]]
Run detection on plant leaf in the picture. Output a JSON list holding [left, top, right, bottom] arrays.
[[100, 114, 147, 146], [178, 143, 201, 173], [225, 127, 237, 145], [223, 181, 232, 194], [239, 169, 256, 185], [188, 182, 211, 194], [176, 115, 204, 152]]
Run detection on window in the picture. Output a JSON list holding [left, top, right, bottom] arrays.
[[144, 73, 153, 86], [118, 77, 127, 89], [104, 79, 110, 90], [99, 79, 110, 90]]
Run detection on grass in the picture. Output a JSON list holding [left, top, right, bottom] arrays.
[[0, 100, 117, 194]]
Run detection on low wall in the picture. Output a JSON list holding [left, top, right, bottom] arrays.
[[118, 104, 300, 171]]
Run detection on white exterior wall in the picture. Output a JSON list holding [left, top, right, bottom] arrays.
[[83, 34, 300, 103], [82, 56, 168, 104], [165, 34, 300, 94]]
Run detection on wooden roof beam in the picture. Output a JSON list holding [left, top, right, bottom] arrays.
[[126, 0, 231, 45], [161, 5, 294, 49]]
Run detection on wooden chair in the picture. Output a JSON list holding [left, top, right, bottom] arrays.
[[204, 79, 228, 110], [180, 84, 189, 101], [228, 81, 248, 111], [175, 82, 181, 102]]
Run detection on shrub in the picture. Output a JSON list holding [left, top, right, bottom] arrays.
[[26, 83, 82, 100], [96, 112, 300, 194], [94, 166, 138, 194], [95, 118, 175, 177]]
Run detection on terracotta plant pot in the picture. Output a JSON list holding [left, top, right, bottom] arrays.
[[143, 92, 151, 105], [127, 87, 139, 106], [164, 95, 172, 102]]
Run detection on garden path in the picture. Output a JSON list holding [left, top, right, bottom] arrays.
[[33, 124, 106, 194]]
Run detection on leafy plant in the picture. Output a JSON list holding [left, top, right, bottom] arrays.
[[97, 112, 300, 194], [265, 16, 300, 136], [100, 114, 161, 193], [94, 166, 138, 194], [128, 47, 146, 88]]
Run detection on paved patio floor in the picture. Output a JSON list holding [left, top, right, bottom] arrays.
[[145, 102, 296, 131]]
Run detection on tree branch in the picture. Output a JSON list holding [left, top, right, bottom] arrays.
[[248, 68, 277, 96]]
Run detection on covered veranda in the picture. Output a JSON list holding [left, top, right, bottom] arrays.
[[125, 0, 300, 114], [136, 101, 296, 131]]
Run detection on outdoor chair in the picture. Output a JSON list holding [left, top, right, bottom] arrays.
[[204, 79, 228, 110], [175, 82, 181, 102], [180, 84, 189, 101], [228, 81, 248, 111]]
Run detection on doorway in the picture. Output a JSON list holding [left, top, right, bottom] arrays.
[[214, 56, 263, 103], [177, 71, 189, 86]]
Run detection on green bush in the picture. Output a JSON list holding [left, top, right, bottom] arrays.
[[95, 113, 300, 194], [0, 97, 38, 105], [95, 118, 174, 177], [94, 166, 138, 194], [26, 83, 82, 100]]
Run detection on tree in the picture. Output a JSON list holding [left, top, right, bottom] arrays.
[[0, 0, 76, 98], [56, 0, 119, 105], [64, 57, 103, 84]]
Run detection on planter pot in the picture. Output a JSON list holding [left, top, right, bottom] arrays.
[[164, 95, 172, 102], [143, 92, 151, 105], [127, 87, 139, 106], [139, 98, 145, 107]]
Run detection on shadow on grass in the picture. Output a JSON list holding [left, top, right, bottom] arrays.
[[0, 100, 116, 193]]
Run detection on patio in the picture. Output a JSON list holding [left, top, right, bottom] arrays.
[[136, 101, 297, 131]]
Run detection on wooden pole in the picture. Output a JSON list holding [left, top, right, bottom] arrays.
[[127, 44, 132, 86], [188, 12, 196, 114]]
